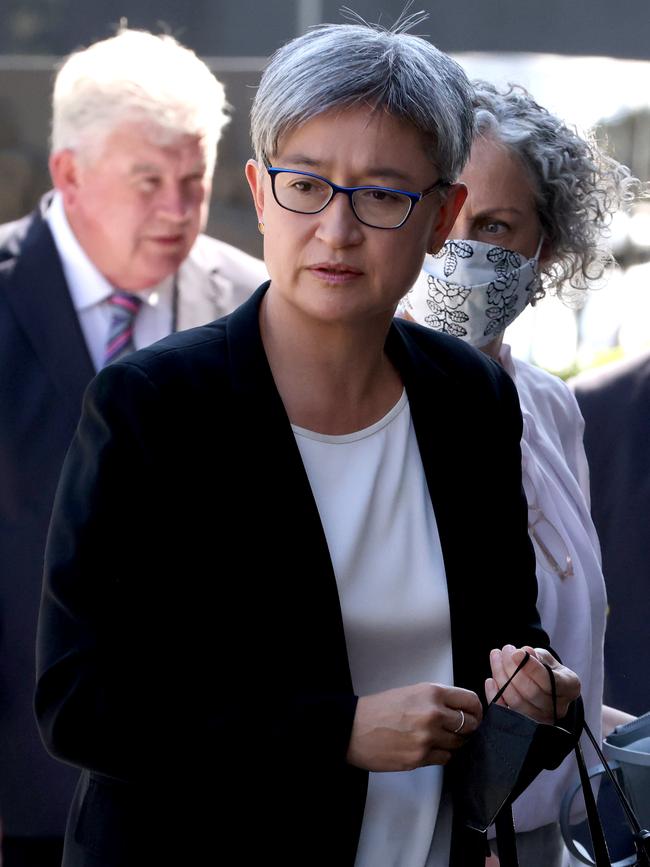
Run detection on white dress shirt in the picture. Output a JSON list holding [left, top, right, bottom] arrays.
[[499, 344, 606, 833], [46, 192, 174, 371], [293, 390, 454, 867]]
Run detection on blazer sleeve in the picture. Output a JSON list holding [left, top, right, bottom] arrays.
[[486, 364, 583, 749], [446, 357, 548, 670], [35, 360, 358, 784]]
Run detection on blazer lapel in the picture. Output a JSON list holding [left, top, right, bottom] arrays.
[[4, 208, 95, 422], [175, 257, 223, 330], [385, 320, 459, 547], [224, 286, 353, 690], [385, 321, 477, 688]]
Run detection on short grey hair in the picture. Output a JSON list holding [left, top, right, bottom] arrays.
[[51, 28, 229, 170], [471, 80, 640, 302], [250, 18, 475, 182]]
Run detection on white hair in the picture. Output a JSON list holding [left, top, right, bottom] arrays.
[[251, 17, 475, 182], [51, 29, 229, 169]]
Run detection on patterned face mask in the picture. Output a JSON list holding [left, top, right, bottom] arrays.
[[401, 237, 543, 348]]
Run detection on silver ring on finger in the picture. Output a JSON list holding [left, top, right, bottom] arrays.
[[452, 709, 465, 734]]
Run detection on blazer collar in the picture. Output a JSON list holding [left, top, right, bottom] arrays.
[[224, 283, 451, 399], [3, 202, 95, 421]]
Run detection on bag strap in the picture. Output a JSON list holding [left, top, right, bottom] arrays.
[[497, 660, 650, 867], [577, 720, 650, 866], [573, 735, 612, 866], [581, 722, 645, 839], [495, 806, 519, 866]]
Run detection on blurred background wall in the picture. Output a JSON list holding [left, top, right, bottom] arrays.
[[2, 0, 649, 368]]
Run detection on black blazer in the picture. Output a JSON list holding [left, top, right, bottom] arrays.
[[573, 352, 650, 716], [0, 205, 94, 837], [0, 201, 264, 839], [36, 284, 553, 866]]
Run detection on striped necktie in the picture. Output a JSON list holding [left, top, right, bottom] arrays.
[[103, 291, 144, 367]]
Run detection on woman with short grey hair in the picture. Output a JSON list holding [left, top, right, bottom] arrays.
[[37, 23, 580, 867], [402, 80, 638, 866]]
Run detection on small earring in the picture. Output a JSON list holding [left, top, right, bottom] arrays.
[[258, 221, 265, 235]]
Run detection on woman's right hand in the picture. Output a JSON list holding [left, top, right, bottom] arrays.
[[346, 683, 482, 772]]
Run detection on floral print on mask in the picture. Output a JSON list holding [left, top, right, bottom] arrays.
[[404, 237, 542, 348], [424, 278, 471, 337]]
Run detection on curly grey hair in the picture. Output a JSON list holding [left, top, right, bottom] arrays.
[[250, 16, 475, 184], [471, 80, 640, 302]]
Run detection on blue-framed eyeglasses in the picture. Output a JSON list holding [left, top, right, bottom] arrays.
[[263, 157, 449, 230]]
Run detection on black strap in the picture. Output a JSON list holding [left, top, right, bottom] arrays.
[[495, 806, 519, 867], [577, 721, 650, 867], [541, 661, 559, 726], [582, 723, 643, 836], [489, 651, 531, 706], [494, 658, 650, 867], [543, 662, 612, 865], [490, 652, 533, 867], [574, 736, 612, 866]]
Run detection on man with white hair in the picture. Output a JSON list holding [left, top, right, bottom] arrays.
[[0, 28, 265, 867]]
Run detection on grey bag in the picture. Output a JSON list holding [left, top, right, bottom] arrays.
[[561, 712, 650, 866]]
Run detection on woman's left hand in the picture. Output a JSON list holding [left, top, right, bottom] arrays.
[[485, 645, 581, 723]]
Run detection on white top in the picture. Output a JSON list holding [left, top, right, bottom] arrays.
[[293, 391, 454, 867], [499, 344, 606, 833], [46, 192, 174, 371]]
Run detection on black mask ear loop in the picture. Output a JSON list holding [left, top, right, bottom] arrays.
[[541, 659, 559, 726], [489, 650, 532, 867], [490, 651, 560, 725], [489, 651, 531, 707]]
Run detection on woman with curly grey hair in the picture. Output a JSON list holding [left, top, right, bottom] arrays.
[[401, 80, 638, 866]]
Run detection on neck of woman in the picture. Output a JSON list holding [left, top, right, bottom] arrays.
[[479, 332, 505, 362], [259, 292, 403, 435]]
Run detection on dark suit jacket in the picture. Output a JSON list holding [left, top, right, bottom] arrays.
[[573, 352, 650, 716], [0, 200, 265, 838], [35, 284, 568, 866]]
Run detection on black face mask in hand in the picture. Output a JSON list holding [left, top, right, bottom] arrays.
[[449, 651, 579, 834]]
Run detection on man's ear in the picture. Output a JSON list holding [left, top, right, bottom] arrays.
[[427, 182, 467, 254], [245, 159, 265, 222], [49, 149, 82, 208]]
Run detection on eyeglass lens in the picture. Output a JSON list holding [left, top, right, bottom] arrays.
[[528, 506, 574, 579], [272, 171, 413, 228]]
